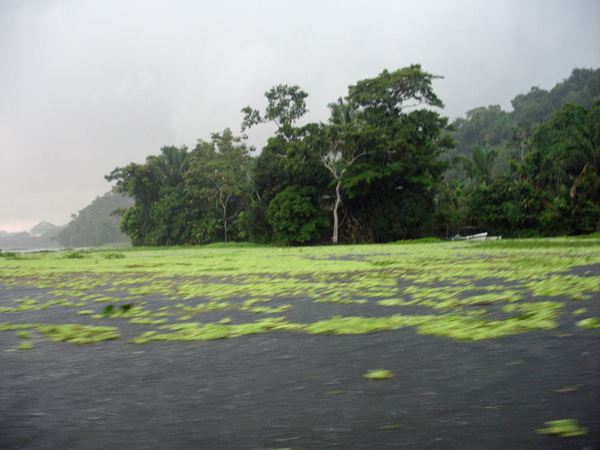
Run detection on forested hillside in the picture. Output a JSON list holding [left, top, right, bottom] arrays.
[[439, 68, 600, 237], [0, 222, 63, 250], [448, 68, 599, 178], [107, 66, 600, 245], [54, 192, 134, 247]]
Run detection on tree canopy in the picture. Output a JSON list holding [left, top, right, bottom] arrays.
[[106, 66, 600, 246]]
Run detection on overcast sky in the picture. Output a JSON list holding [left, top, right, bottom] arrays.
[[1, 0, 599, 232]]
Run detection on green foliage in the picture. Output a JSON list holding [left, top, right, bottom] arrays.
[[103, 67, 599, 245], [108, 129, 253, 246], [0, 251, 21, 259], [330, 67, 454, 242], [449, 68, 600, 175], [454, 145, 499, 186], [63, 251, 86, 259], [103, 252, 126, 259], [267, 185, 329, 245], [241, 84, 309, 137], [440, 68, 600, 237], [463, 101, 600, 237], [392, 237, 442, 244], [101, 303, 134, 316], [186, 129, 254, 243], [348, 65, 444, 114]]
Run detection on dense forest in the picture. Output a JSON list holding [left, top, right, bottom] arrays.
[[106, 66, 600, 245]]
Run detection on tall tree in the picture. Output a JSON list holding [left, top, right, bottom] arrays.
[[339, 66, 454, 241], [154, 145, 191, 187], [455, 145, 499, 186], [186, 129, 254, 242], [239, 86, 331, 244], [305, 98, 372, 244], [241, 84, 309, 140]]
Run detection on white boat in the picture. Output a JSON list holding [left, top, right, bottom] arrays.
[[452, 232, 487, 241], [466, 232, 488, 241], [451, 232, 502, 241]]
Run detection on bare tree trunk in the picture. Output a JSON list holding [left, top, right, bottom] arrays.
[[332, 180, 342, 244], [219, 195, 228, 243], [222, 204, 228, 243]]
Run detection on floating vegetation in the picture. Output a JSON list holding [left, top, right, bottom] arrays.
[[0, 238, 598, 346], [315, 298, 368, 304], [129, 318, 167, 325], [132, 317, 300, 343], [576, 318, 600, 329], [17, 341, 34, 350], [364, 369, 393, 380], [536, 419, 587, 437], [39, 324, 120, 344], [0, 323, 40, 330]]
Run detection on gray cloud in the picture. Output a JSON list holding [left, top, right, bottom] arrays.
[[1, 0, 599, 231]]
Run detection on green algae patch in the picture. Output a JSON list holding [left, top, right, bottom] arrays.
[[576, 317, 600, 329], [17, 341, 34, 350], [131, 317, 301, 343], [364, 369, 393, 380], [176, 301, 237, 315], [39, 324, 120, 344], [417, 307, 560, 341], [0, 323, 41, 330], [303, 315, 421, 335], [245, 305, 292, 314], [129, 317, 167, 325], [2, 238, 600, 346], [536, 419, 587, 437], [315, 298, 368, 304]]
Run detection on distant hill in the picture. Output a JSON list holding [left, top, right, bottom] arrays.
[[447, 67, 600, 178], [30, 221, 62, 237], [0, 222, 64, 250], [54, 192, 134, 248]]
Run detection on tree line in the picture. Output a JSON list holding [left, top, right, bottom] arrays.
[[106, 66, 600, 245], [440, 67, 600, 237]]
